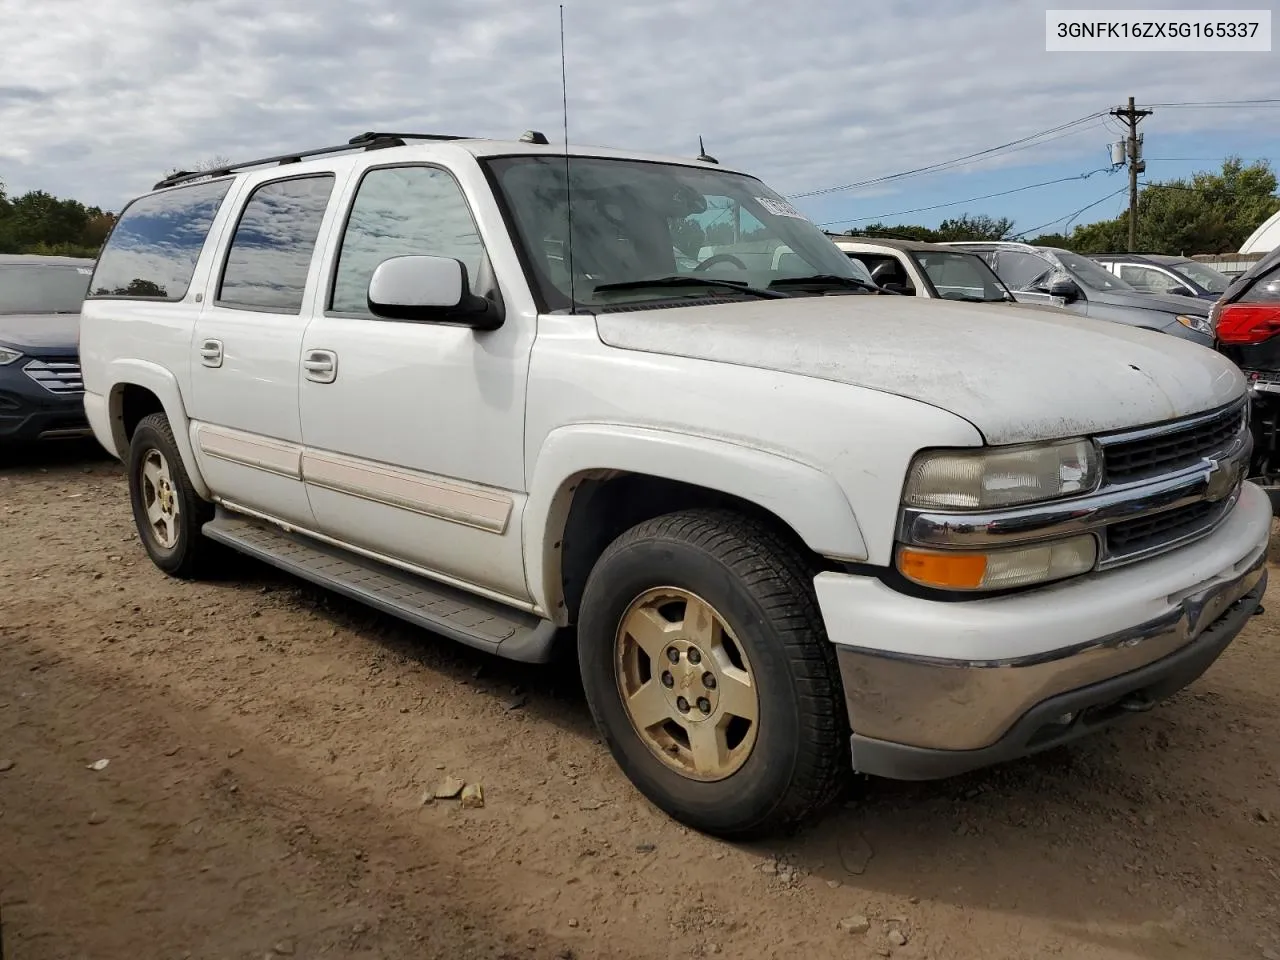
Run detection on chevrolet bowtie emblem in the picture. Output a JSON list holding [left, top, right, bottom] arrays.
[[1205, 459, 1241, 502]]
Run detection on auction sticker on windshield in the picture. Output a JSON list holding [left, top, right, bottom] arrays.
[[756, 197, 809, 220]]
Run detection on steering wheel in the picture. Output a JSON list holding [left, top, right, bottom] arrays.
[[693, 253, 748, 272]]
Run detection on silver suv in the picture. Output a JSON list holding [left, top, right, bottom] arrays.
[[945, 241, 1215, 345]]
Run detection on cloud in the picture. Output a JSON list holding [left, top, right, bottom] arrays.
[[0, 0, 1276, 212]]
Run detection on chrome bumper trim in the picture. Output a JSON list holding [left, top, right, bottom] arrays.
[[835, 543, 1267, 752], [899, 430, 1251, 569]]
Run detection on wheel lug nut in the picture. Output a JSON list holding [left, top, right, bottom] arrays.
[[676, 696, 690, 713], [697, 697, 711, 714], [702, 672, 716, 690], [687, 648, 701, 664], [666, 647, 680, 664], [661, 671, 674, 688]]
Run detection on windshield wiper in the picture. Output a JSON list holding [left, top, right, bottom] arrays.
[[768, 274, 879, 294], [591, 276, 787, 299], [941, 293, 999, 303]]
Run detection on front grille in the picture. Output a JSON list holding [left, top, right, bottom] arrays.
[[23, 358, 83, 396], [1102, 403, 1245, 485], [1106, 498, 1228, 557]]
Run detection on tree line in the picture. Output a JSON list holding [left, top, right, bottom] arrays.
[[0, 179, 116, 259], [843, 158, 1280, 253]]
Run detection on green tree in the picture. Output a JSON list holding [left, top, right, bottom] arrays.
[[1025, 232, 1073, 248], [933, 214, 1015, 241], [0, 177, 115, 257], [844, 214, 1014, 243], [1067, 157, 1279, 254]]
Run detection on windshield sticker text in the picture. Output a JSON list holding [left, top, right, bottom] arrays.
[[755, 197, 809, 221]]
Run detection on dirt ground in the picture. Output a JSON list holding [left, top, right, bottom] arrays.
[[1, 443, 1278, 960]]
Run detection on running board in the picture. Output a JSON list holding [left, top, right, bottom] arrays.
[[202, 511, 559, 663]]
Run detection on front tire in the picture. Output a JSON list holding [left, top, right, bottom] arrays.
[[577, 509, 849, 838], [127, 413, 218, 579]]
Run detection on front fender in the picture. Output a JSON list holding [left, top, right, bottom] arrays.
[[105, 359, 210, 500], [523, 422, 867, 616]]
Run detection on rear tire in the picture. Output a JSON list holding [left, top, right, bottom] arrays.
[[127, 413, 219, 579], [577, 509, 849, 838]]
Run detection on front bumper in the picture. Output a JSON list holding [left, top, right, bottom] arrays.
[[818, 480, 1271, 780], [0, 373, 90, 442]]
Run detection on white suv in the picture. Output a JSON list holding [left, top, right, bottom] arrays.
[[80, 131, 1269, 838]]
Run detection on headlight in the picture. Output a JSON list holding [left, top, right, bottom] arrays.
[[0, 346, 23, 365], [903, 439, 1100, 510], [897, 535, 1098, 591], [1176, 313, 1213, 336]]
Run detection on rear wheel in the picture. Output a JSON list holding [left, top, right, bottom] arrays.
[[127, 413, 219, 578], [577, 509, 849, 838]]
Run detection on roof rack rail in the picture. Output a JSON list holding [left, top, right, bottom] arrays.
[[152, 130, 478, 190]]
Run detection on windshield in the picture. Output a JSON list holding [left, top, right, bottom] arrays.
[[912, 250, 1010, 302], [1169, 259, 1229, 294], [485, 156, 863, 310], [0, 263, 93, 314], [1053, 249, 1135, 293]]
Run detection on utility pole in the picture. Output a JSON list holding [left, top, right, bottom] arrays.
[[1110, 97, 1152, 251]]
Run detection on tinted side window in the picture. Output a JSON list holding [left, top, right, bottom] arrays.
[[1120, 265, 1180, 294], [218, 175, 335, 313], [88, 179, 232, 300], [330, 166, 484, 315]]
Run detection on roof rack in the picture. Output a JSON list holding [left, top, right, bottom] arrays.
[[152, 131, 478, 190]]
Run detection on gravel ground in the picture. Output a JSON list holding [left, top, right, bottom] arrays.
[[2, 442, 1279, 960]]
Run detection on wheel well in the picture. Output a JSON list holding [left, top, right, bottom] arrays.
[[116, 384, 165, 446], [558, 473, 826, 625]]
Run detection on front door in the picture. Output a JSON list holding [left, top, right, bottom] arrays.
[[298, 163, 533, 603], [186, 171, 341, 527]]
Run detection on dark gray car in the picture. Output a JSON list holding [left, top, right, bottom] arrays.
[[944, 241, 1215, 346], [0, 255, 94, 444]]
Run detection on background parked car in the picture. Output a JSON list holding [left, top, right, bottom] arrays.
[[0, 254, 95, 445], [1211, 244, 1280, 507], [1090, 253, 1230, 302], [944, 241, 1215, 345], [830, 235, 1020, 303]]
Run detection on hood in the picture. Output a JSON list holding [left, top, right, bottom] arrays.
[[0, 313, 81, 356], [594, 296, 1244, 445], [1087, 286, 1210, 315]]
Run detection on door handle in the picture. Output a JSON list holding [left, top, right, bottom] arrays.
[[303, 349, 338, 384], [199, 338, 223, 368]]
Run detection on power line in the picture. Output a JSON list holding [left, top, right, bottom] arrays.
[[1143, 98, 1280, 107], [788, 112, 1107, 199], [817, 167, 1117, 228], [1009, 184, 1130, 239]]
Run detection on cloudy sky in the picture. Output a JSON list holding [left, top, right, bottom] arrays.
[[2, 0, 1278, 236]]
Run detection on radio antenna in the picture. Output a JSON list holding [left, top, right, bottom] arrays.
[[559, 4, 577, 314]]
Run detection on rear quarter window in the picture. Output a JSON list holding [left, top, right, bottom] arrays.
[[88, 179, 233, 301]]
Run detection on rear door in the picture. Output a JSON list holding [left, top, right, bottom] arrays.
[[186, 168, 348, 526]]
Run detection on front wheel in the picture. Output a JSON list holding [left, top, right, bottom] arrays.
[[127, 413, 219, 579], [577, 509, 849, 838]]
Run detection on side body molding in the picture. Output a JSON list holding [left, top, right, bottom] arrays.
[[523, 423, 868, 620], [105, 359, 211, 499]]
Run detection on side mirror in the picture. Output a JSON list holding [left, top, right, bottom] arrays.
[[1170, 285, 1195, 297], [367, 255, 502, 330], [1047, 276, 1081, 302]]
